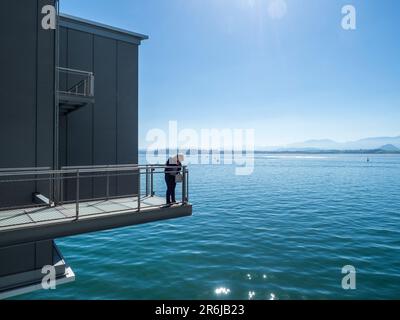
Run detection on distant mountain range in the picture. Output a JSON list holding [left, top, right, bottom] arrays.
[[140, 136, 400, 154], [258, 136, 400, 153], [379, 144, 400, 152]]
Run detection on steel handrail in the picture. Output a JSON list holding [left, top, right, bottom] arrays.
[[57, 67, 94, 97], [0, 165, 179, 177], [0, 167, 51, 173], [57, 67, 93, 77], [0, 164, 190, 225]]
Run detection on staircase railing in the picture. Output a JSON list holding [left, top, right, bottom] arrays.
[[57, 67, 95, 97]]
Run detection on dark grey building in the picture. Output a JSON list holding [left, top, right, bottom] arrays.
[[0, 0, 191, 299], [58, 14, 146, 201], [1, 1, 146, 204], [0, 0, 57, 205]]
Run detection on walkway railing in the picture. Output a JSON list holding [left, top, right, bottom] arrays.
[[0, 165, 189, 224]]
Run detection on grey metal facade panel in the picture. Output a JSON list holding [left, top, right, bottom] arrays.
[[117, 42, 139, 165], [0, 0, 38, 169], [0, 0, 56, 205], [58, 27, 68, 96], [59, 27, 68, 169], [117, 42, 139, 196], [65, 29, 94, 166], [36, 0, 56, 198], [65, 29, 94, 200], [93, 36, 117, 165], [0, 240, 55, 284], [36, 0, 55, 169], [58, 106, 68, 168], [34, 240, 54, 269], [0, 242, 36, 277], [0, 1, 141, 206], [0, 242, 69, 295], [93, 36, 118, 197], [59, 27, 139, 199]]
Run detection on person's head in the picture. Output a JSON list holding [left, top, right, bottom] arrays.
[[177, 154, 185, 163], [170, 154, 185, 164]]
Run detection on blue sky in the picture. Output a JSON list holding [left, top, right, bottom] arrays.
[[61, 0, 400, 147]]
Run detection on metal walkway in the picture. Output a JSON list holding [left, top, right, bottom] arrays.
[[0, 165, 191, 245], [0, 196, 166, 231]]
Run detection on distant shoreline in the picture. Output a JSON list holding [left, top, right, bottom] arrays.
[[253, 150, 400, 155], [139, 149, 400, 155]]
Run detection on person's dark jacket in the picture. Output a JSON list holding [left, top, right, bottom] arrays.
[[164, 158, 182, 177]]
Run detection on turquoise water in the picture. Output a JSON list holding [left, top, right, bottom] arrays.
[[21, 154, 400, 300]]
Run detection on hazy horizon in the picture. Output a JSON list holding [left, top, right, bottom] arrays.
[[138, 133, 400, 151], [258, 134, 400, 148]]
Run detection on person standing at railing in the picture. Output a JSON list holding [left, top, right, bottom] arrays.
[[164, 154, 184, 205]]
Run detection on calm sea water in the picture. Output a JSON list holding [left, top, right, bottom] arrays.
[[19, 154, 400, 300]]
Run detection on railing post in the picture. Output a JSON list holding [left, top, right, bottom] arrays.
[[151, 167, 155, 196], [106, 166, 110, 200], [76, 170, 80, 220], [49, 173, 53, 208], [90, 73, 95, 96], [145, 166, 149, 197], [182, 166, 187, 205], [137, 168, 141, 212], [186, 169, 189, 203], [60, 172, 64, 205]]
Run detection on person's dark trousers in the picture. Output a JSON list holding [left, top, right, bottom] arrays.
[[165, 174, 176, 204]]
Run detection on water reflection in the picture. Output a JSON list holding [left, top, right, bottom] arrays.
[[215, 287, 231, 296], [248, 291, 256, 300]]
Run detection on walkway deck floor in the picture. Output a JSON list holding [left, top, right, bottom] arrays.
[[0, 196, 167, 230]]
